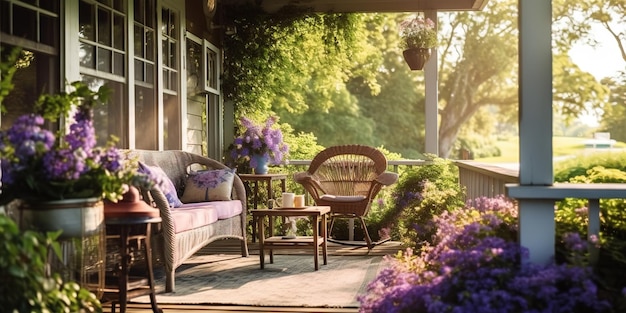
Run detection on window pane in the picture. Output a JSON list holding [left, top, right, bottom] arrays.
[[170, 71, 178, 92], [40, 0, 60, 13], [113, 0, 124, 12], [0, 49, 59, 130], [145, 29, 154, 60], [163, 93, 180, 150], [186, 37, 202, 94], [40, 14, 58, 47], [1, 2, 9, 33], [113, 52, 124, 75], [113, 14, 124, 50], [135, 85, 157, 150], [146, 63, 154, 83], [97, 8, 111, 45], [97, 47, 111, 72], [161, 40, 167, 66], [134, 25, 144, 56], [79, 43, 96, 68], [79, 1, 95, 41], [134, 59, 144, 81], [134, 0, 144, 24], [169, 41, 176, 67], [163, 69, 169, 88], [81, 76, 126, 147], [168, 11, 176, 37], [13, 6, 37, 41], [206, 48, 217, 89]]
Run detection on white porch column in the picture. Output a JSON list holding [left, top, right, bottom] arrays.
[[510, 0, 555, 264], [424, 10, 439, 156]]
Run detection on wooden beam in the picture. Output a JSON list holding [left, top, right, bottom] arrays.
[[225, 0, 489, 13]]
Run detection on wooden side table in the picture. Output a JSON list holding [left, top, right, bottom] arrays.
[[251, 206, 330, 270], [239, 173, 288, 210], [239, 173, 288, 242], [103, 216, 163, 313]]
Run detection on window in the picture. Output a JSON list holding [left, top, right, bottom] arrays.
[[134, 0, 157, 150], [78, 0, 126, 76], [160, 4, 181, 150], [74, 0, 184, 150], [1, 0, 60, 129], [204, 40, 222, 160], [78, 0, 127, 146], [1, 0, 60, 52], [3, 0, 189, 151]]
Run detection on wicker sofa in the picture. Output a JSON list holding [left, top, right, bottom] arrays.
[[129, 150, 249, 292]]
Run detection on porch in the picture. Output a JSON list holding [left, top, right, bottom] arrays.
[[104, 159, 626, 312], [103, 239, 400, 313]]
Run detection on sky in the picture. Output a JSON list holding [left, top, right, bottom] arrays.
[[568, 24, 624, 81], [568, 25, 624, 127]]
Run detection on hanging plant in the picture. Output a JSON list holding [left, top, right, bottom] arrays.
[[398, 16, 438, 70]]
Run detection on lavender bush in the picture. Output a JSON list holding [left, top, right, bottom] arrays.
[[359, 195, 611, 313]]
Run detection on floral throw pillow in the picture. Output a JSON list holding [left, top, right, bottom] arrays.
[[138, 162, 183, 208], [180, 168, 235, 202]]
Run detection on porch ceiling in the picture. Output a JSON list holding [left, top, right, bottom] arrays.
[[226, 0, 489, 13]]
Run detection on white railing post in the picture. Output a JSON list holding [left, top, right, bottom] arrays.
[[587, 198, 600, 264]]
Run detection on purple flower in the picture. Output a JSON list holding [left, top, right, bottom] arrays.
[[228, 116, 289, 167], [359, 196, 611, 313]]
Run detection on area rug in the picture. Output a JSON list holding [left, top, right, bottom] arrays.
[[132, 254, 385, 307]]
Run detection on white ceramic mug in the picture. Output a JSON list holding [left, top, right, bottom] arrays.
[[268, 192, 295, 208], [281, 192, 295, 207], [294, 194, 305, 207]]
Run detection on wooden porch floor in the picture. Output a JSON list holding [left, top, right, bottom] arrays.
[[102, 239, 402, 313]]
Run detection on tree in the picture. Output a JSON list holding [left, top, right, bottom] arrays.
[[599, 72, 626, 142], [553, 0, 626, 64], [436, 0, 611, 157], [223, 1, 615, 159], [436, 1, 519, 157]]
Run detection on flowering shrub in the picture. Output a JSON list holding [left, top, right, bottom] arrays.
[[359, 196, 611, 313], [0, 81, 152, 204], [374, 156, 464, 248], [399, 16, 438, 49], [228, 116, 289, 171]]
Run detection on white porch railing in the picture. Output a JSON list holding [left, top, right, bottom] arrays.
[[455, 160, 519, 201], [454, 160, 626, 264], [289, 158, 626, 264]]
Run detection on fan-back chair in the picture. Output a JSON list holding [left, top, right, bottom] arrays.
[[294, 145, 398, 248]]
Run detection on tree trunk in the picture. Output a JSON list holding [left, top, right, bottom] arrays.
[[438, 68, 481, 158]]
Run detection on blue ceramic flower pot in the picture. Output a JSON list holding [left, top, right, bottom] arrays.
[[251, 153, 269, 174]]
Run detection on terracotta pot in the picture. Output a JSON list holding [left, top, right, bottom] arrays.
[[403, 48, 431, 70]]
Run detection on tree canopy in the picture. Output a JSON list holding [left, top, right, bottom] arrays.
[[222, 0, 623, 159]]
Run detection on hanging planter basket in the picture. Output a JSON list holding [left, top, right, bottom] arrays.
[[403, 48, 431, 71]]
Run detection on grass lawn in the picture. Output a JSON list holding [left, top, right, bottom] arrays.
[[476, 136, 626, 163]]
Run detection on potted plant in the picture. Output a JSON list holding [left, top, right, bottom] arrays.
[[399, 16, 438, 70], [228, 115, 289, 174], [0, 81, 150, 207]]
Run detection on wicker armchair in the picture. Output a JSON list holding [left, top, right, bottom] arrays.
[[294, 145, 398, 248]]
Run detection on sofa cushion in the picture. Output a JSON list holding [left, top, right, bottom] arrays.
[[170, 204, 219, 233], [179, 200, 242, 220], [139, 162, 183, 208], [180, 168, 235, 203]]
